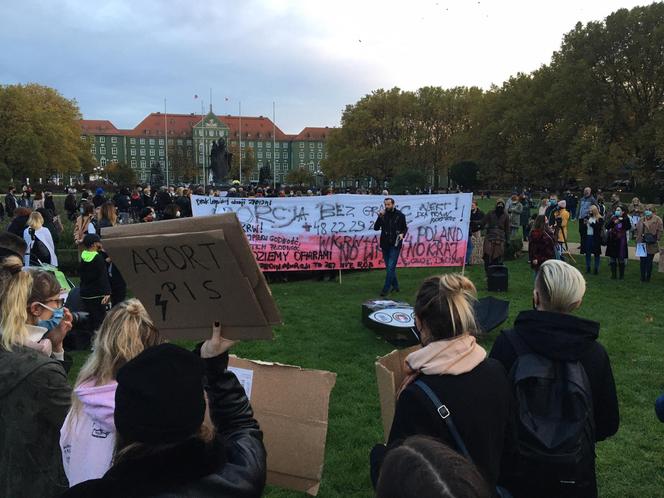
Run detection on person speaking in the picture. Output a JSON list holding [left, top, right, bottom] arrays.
[[374, 198, 408, 297]]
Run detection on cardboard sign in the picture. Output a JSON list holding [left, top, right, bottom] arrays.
[[102, 214, 281, 340], [229, 356, 337, 496], [375, 346, 419, 441]]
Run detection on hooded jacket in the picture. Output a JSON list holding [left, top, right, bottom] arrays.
[[62, 351, 266, 498], [60, 381, 118, 486], [490, 310, 619, 498], [0, 345, 71, 498]]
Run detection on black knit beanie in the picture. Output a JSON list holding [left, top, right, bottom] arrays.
[[115, 343, 206, 444]]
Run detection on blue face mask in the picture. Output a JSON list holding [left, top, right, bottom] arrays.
[[645, 210, 653, 217], [615, 210, 622, 217], [549, 199, 557, 205]]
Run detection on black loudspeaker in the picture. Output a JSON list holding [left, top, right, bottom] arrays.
[[487, 265, 508, 292]]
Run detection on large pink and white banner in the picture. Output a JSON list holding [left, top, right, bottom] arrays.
[[191, 194, 472, 272]]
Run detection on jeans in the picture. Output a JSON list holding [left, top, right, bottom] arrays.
[[640, 253, 655, 281], [382, 245, 401, 292], [584, 235, 600, 272]]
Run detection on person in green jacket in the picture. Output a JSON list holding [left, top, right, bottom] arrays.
[[0, 235, 73, 498]]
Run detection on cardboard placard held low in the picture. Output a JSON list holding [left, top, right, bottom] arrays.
[[375, 346, 419, 441], [229, 356, 337, 496], [102, 214, 281, 341]]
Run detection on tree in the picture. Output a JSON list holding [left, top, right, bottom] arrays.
[[106, 162, 137, 186], [0, 83, 90, 182], [449, 161, 480, 190], [390, 169, 428, 194], [168, 141, 197, 183], [285, 166, 314, 186]]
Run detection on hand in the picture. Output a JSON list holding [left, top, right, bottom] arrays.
[[378, 209, 385, 217], [45, 307, 73, 353], [201, 322, 237, 359], [532, 259, 538, 266], [397, 233, 404, 241], [101, 295, 111, 305]]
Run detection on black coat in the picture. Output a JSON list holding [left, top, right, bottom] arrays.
[[62, 351, 266, 498], [176, 196, 192, 217], [385, 359, 515, 492], [470, 208, 484, 233], [79, 252, 112, 298], [4, 193, 17, 217], [489, 310, 619, 498], [7, 214, 29, 237], [373, 209, 408, 251]]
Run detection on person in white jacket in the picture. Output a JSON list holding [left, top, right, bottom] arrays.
[[23, 211, 58, 267], [60, 299, 162, 486]]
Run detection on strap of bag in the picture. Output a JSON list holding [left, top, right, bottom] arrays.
[[413, 379, 473, 462]]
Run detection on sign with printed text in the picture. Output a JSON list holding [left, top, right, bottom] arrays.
[[191, 193, 472, 272]]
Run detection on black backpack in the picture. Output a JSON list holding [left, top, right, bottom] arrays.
[[504, 329, 595, 488], [28, 228, 52, 266]]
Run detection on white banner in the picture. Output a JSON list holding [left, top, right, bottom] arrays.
[[191, 194, 472, 271]]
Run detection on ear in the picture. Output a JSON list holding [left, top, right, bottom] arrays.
[[532, 289, 540, 309], [570, 300, 582, 311], [29, 302, 42, 317]]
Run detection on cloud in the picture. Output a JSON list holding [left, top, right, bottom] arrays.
[[0, 0, 649, 133]]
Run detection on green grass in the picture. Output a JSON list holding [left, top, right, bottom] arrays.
[[54, 195, 664, 497], [66, 260, 664, 498]]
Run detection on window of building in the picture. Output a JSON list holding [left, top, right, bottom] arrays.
[[159, 148, 164, 156], [140, 160, 146, 167], [186, 139, 192, 145], [240, 141, 245, 148], [100, 157, 107, 166], [325, 152, 328, 159], [283, 151, 288, 158], [131, 160, 137, 167], [140, 149, 146, 156], [309, 142, 314, 148], [130, 138, 136, 144], [91, 145, 96, 153], [282, 142, 287, 149], [309, 152, 314, 159], [111, 146, 117, 155], [131, 148, 136, 156], [159, 139, 164, 145], [318, 142, 322, 148], [241, 152, 246, 159], [199, 154, 204, 163], [299, 152, 304, 159], [249, 141, 254, 147], [275, 152, 280, 159], [198, 130, 203, 136], [209, 130, 215, 136], [111, 137, 117, 143], [258, 161, 263, 167], [168, 139, 174, 145], [80, 135, 86, 141], [99, 136, 105, 143], [317, 152, 322, 159], [100, 147, 106, 154], [257, 151, 263, 159], [150, 149, 156, 156], [140, 138, 145, 144], [148, 139, 154, 145], [266, 142, 271, 148], [299, 142, 304, 148], [257, 142, 262, 148], [266, 151, 271, 159]]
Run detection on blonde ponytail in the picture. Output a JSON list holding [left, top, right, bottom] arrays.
[[0, 256, 33, 350]]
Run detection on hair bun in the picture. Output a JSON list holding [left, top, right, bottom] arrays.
[[125, 299, 143, 316], [439, 274, 476, 296]]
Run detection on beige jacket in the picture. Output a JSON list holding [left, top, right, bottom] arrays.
[[636, 215, 663, 255]]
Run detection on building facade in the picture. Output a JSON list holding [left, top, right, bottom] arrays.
[[80, 111, 333, 185]]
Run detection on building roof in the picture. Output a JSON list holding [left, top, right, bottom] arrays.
[[293, 127, 335, 141], [80, 115, 333, 141], [219, 115, 289, 141], [79, 120, 127, 135]]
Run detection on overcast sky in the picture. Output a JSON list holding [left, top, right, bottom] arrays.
[[0, 0, 651, 133]]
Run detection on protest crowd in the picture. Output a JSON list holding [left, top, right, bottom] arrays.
[[0, 180, 663, 498]]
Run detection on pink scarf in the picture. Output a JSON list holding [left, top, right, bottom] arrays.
[[398, 335, 487, 396]]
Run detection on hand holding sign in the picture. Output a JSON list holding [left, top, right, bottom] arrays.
[[201, 321, 238, 358]]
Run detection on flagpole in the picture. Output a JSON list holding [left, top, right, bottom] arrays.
[[272, 101, 276, 190], [164, 98, 169, 187], [239, 101, 242, 185], [201, 99, 207, 190]]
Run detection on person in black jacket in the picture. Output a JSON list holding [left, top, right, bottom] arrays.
[[62, 329, 266, 498], [4, 186, 18, 218], [6, 206, 31, 237], [79, 234, 111, 335], [489, 259, 619, 498], [371, 274, 514, 493], [373, 197, 408, 296]]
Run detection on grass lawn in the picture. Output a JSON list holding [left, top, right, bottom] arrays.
[[66, 258, 664, 498]]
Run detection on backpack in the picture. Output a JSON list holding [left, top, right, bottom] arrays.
[[28, 228, 51, 266], [504, 329, 595, 488]]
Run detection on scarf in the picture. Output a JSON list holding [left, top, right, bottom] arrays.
[[398, 334, 487, 396]]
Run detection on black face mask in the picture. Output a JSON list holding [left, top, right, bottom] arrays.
[[495, 206, 505, 215]]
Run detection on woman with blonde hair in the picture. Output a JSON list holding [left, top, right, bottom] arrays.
[[490, 260, 619, 498], [371, 274, 514, 493], [0, 255, 73, 498], [23, 210, 58, 267], [60, 298, 162, 486]]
